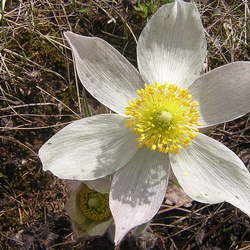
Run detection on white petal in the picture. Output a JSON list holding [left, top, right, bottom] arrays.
[[189, 62, 250, 127], [87, 219, 113, 237], [110, 148, 170, 245], [137, 1, 206, 88], [170, 133, 250, 216], [64, 31, 144, 115], [39, 114, 138, 180], [65, 182, 87, 224], [85, 176, 111, 194]]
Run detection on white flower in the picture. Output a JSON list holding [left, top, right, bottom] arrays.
[[65, 177, 113, 237], [39, 0, 250, 245]]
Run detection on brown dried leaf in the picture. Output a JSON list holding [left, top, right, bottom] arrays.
[[165, 184, 193, 208]]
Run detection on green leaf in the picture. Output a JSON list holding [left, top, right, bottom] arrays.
[[78, 8, 89, 14], [134, 2, 158, 18], [0, 172, 6, 178]]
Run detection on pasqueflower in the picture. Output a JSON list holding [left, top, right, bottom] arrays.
[[39, 0, 250, 245], [65, 177, 113, 237]]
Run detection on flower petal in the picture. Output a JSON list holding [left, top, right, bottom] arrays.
[[65, 182, 87, 224], [86, 219, 113, 237], [189, 62, 250, 127], [39, 114, 138, 180], [84, 176, 111, 194], [110, 148, 170, 245], [64, 31, 144, 115], [170, 133, 250, 216], [65, 181, 112, 236], [137, 1, 206, 88]]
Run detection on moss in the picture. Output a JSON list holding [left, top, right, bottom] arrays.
[[58, 84, 78, 110], [19, 30, 65, 72]]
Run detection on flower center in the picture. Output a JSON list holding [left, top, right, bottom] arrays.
[[125, 83, 200, 153], [79, 187, 111, 221]]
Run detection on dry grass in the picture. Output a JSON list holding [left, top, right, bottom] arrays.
[[0, 0, 249, 249]]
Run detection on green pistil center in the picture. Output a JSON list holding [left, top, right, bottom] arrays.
[[88, 198, 101, 208], [78, 187, 111, 221]]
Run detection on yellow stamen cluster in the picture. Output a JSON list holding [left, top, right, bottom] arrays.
[[79, 187, 111, 221], [125, 83, 200, 153]]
